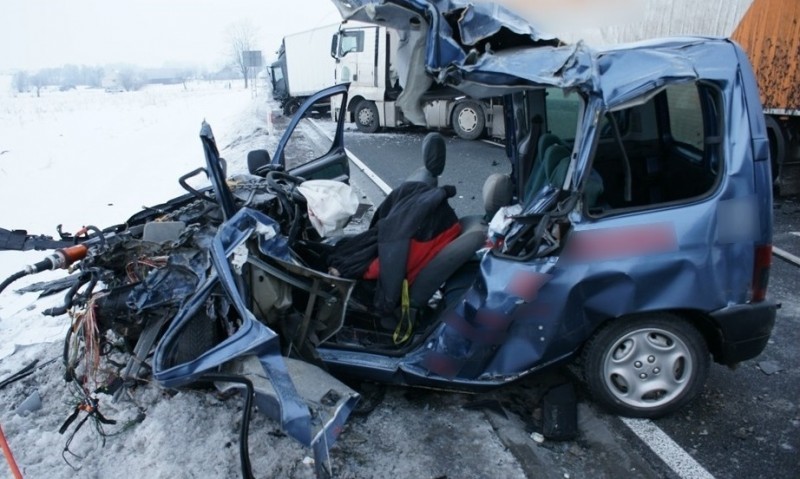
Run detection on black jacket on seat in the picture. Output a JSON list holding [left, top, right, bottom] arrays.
[[328, 181, 458, 312]]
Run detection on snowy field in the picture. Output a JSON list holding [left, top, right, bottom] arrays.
[[0, 77, 525, 478], [0, 78, 273, 360]]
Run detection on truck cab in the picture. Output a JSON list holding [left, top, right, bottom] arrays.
[[269, 59, 288, 105], [329, 20, 504, 139]]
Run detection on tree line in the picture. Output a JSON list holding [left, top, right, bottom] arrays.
[[10, 64, 247, 97], [12, 65, 105, 97], [11, 21, 262, 97]]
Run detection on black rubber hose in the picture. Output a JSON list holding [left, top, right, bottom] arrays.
[[63, 326, 75, 382], [0, 270, 27, 297], [201, 374, 255, 479], [287, 203, 304, 245], [81, 225, 106, 246], [43, 272, 91, 317]]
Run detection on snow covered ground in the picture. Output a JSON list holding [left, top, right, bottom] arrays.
[[0, 78, 525, 478]]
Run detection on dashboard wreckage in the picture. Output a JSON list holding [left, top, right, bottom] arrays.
[[0, 1, 778, 477]]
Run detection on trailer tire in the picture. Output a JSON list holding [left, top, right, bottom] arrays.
[[283, 99, 301, 117], [765, 115, 786, 183], [452, 100, 485, 140], [354, 100, 380, 133]]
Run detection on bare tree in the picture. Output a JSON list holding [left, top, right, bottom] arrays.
[[12, 71, 29, 93], [227, 21, 259, 88], [81, 65, 104, 88], [30, 71, 51, 97], [117, 68, 146, 91]]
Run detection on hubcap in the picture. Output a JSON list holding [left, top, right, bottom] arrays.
[[457, 107, 479, 132], [358, 106, 375, 126], [602, 328, 693, 409]]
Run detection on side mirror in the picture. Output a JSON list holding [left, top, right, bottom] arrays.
[[247, 149, 271, 176], [330, 34, 339, 59]]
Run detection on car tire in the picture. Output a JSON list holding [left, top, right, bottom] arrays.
[[582, 313, 709, 418], [354, 100, 380, 133], [452, 100, 485, 140]]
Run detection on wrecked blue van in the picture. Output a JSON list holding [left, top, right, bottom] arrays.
[[0, 1, 778, 477]]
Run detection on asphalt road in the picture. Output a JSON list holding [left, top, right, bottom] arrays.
[[336, 125, 511, 217], [340, 124, 800, 479]]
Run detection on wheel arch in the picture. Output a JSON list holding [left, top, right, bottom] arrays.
[[580, 308, 720, 360], [346, 95, 366, 121]]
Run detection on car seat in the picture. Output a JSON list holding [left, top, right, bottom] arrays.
[[408, 173, 512, 306], [550, 155, 605, 209], [482, 172, 514, 220], [542, 143, 572, 187], [405, 132, 446, 186], [523, 133, 564, 202]]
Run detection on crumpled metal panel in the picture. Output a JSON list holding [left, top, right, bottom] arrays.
[[449, 42, 596, 96], [128, 249, 210, 311], [153, 208, 357, 453], [455, 2, 555, 46]]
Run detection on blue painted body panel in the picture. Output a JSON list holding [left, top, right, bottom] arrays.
[[318, 0, 775, 387]]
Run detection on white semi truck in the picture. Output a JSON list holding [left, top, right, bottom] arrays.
[[329, 21, 504, 140]]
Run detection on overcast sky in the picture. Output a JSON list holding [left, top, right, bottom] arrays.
[[0, 0, 342, 71], [1, 0, 739, 73]]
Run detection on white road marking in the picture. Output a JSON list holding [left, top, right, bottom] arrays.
[[480, 138, 504, 148], [773, 246, 800, 267], [309, 115, 716, 479], [343, 147, 393, 195], [621, 418, 715, 479], [307, 118, 393, 195]]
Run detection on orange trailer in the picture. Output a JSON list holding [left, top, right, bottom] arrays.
[[731, 0, 800, 193]]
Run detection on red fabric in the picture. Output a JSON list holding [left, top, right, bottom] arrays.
[[363, 222, 462, 284]]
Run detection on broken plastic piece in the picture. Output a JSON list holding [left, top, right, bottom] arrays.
[[542, 383, 578, 441]]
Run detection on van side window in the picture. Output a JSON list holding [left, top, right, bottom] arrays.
[[545, 88, 626, 141], [545, 89, 580, 140], [666, 84, 705, 152], [587, 82, 722, 215]]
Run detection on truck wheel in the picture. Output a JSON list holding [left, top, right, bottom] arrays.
[[355, 100, 380, 133], [452, 100, 485, 140], [582, 313, 709, 418], [283, 100, 301, 117], [765, 115, 786, 183]]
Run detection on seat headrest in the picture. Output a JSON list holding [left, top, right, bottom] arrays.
[[421, 132, 446, 176], [482, 173, 513, 218]]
